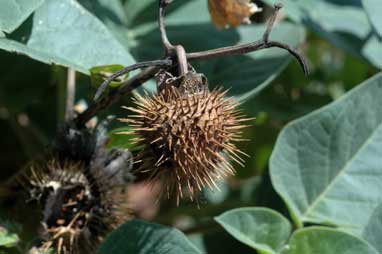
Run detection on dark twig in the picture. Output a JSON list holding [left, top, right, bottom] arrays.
[[94, 59, 172, 101], [263, 3, 283, 43], [65, 68, 76, 121], [159, 0, 174, 54], [75, 66, 160, 127], [187, 40, 309, 76], [175, 45, 188, 75], [159, 0, 188, 75], [187, 3, 309, 76]]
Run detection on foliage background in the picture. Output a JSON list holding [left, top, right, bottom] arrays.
[[0, 0, 381, 253]]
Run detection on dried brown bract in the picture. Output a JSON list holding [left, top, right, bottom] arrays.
[[208, 0, 262, 29], [119, 72, 249, 204]]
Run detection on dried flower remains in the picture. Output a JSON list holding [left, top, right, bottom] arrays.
[[208, 0, 262, 29]]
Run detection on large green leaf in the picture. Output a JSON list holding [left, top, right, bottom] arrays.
[[215, 207, 291, 254], [283, 227, 379, 254], [97, 220, 200, 254], [270, 73, 382, 251], [362, 0, 382, 37], [0, 0, 134, 74], [263, 0, 382, 68], [0, 0, 44, 33]]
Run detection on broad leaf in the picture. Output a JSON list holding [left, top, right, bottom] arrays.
[[362, 0, 382, 37], [215, 207, 291, 254], [283, 227, 378, 254], [0, 0, 135, 74], [270, 73, 382, 251], [0, 0, 44, 33], [97, 220, 201, 254], [263, 0, 382, 68]]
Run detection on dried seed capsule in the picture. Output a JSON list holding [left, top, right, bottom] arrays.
[[21, 151, 132, 254], [119, 72, 249, 203]]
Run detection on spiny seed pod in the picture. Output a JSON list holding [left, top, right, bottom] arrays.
[[119, 72, 249, 203], [21, 158, 131, 254]]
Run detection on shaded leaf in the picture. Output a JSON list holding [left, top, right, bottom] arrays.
[[283, 227, 378, 254], [215, 207, 291, 254], [0, 0, 134, 74], [97, 220, 201, 254], [0, 0, 44, 33], [270, 73, 382, 251]]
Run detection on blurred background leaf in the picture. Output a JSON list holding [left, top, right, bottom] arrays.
[[262, 0, 382, 68], [361, 0, 382, 38]]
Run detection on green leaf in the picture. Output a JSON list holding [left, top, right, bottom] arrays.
[[270, 73, 382, 251], [0, 226, 19, 248], [362, 0, 382, 38], [97, 220, 201, 254], [0, 0, 135, 74], [215, 207, 292, 254], [283, 227, 379, 254], [90, 64, 128, 88], [0, 0, 44, 33], [263, 0, 382, 68], [107, 127, 141, 151]]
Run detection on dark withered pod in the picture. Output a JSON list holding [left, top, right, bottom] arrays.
[[119, 69, 250, 204], [13, 122, 134, 254]]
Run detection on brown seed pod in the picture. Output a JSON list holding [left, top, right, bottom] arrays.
[[21, 158, 131, 254], [119, 72, 249, 204]]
